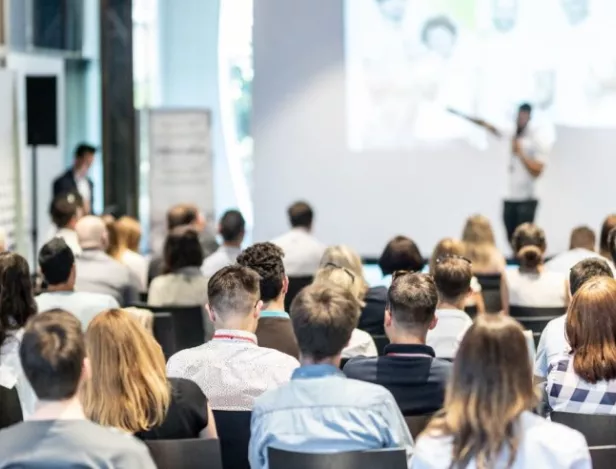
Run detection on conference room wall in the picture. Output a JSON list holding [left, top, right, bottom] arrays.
[[252, 0, 616, 257]]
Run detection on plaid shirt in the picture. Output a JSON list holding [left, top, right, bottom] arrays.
[[546, 354, 616, 415]]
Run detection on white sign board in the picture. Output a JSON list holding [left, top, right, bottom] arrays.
[[0, 70, 19, 251], [148, 109, 214, 253]]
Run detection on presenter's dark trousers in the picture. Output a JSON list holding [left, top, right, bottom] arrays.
[[503, 199, 538, 244]]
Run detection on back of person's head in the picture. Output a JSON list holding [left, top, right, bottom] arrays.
[[0, 252, 37, 347], [75, 143, 96, 160], [163, 227, 204, 273], [387, 272, 438, 333], [378, 235, 424, 276], [429, 238, 465, 274], [236, 242, 286, 304], [609, 226, 616, 265], [319, 245, 369, 299], [219, 209, 245, 243], [290, 283, 360, 361], [81, 309, 170, 433], [511, 223, 546, 270], [600, 214, 616, 257], [433, 256, 473, 304], [569, 258, 613, 296], [115, 216, 142, 252], [20, 310, 85, 400], [39, 238, 76, 287], [50, 192, 82, 229], [287, 201, 314, 229], [462, 214, 499, 268], [567, 277, 616, 384], [207, 265, 261, 321], [313, 263, 366, 306], [426, 314, 536, 467], [166, 204, 199, 231], [76, 215, 108, 250], [569, 225, 595, 251]]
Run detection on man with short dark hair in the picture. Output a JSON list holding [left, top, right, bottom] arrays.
[[345, 272, 451, 415], [48, 192, 83, 255], [545, 225, 610, 274], [201, 209, 246, 277], [36, 238, 119, 330], [236, 242, 299, 358], [249, 284, 413, 469], [0, 311, 155, 467], [167, 265, 299, 410], [52, 143, 96, 214], [272, 201, 325, 276], [534, 257, 614, 381], [427, 256, 474, 358]]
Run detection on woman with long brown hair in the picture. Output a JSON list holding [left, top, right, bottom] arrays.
[[412, 314, 591, 469], [547, 277, 616, 414], [81, 309, 217, 440]]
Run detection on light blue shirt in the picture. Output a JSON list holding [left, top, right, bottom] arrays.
[[35, 291, 119, 331], [534, 314, 568, 378], [249, 364, 413, 469]]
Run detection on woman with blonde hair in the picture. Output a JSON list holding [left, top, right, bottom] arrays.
[[81, 309, 217, 440], [107, 216, 148, 292], [411, 314, 591, 469], [461, 214, 506, 274]]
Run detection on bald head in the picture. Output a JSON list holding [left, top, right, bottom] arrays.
[[76, 216, 108, 250]]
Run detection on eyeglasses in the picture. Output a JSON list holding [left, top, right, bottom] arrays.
[[324, 262, 355, 282], [435, 254, 472, 265]]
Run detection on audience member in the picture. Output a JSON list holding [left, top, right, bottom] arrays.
[[609, 226, 616, 265], [108, 216, 148, 292], [313, 261, 377, 358], [236, 242, 299, 358], [0, 311, 156, 467], [428, 256, 474, 359], [36, 238, 119, 329], [0, 253, 37, 418], [545, 225, 609, 274], [272, 201, 326, 276], [49, 192, 83, 256], [201, 209, 246, 277], [534, 258, 613, 382], [249, 284, 413, 469], [81, 309, 217, 440], [461, 214, 506, 274], [599, 214, 616, 261], [344, 272, 451, 415], [547, 277, 616, 415], [502, 223, 567, 312], [167, 265, 299, 410], [412, 314, 590, 468], [0, 227, 5, 252], [74, 216, 139, 306], [148, 204, 219, 284]]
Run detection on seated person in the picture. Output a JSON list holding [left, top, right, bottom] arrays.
[[49, 192, 83, 256], [107, 216, 149, 292], [201, 210, 245, 278], [344, 272, 452, 415], [81, 309, 217, 440], [427, 256, 474, 359], [412, 314, 590, 468], [545, 226, 610, 274], [534, 258, 613, 382], [236, 242, 299, 359], [249, 284, 413, 469], [547, 277, 616, 415], [0, 227, 5, 252], [0, 311, 155, 467], [502, 223, 567, 312], [166, 265, 299, 410], [599, 214, 616, 261], [36, 238, 119, 330], [461, 214, 506, 274]]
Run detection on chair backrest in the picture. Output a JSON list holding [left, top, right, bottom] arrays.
[[152, 312, 176, 359], [404, 414, 433, 439], [371, 334, 390, 356], [589, 445, 616, 469], [475, 274, 502, 313], [212, 410, 252, 469], [0, 386, 23, 430], [268, 447, 407, 469], [509, 305, 566, 319], [464, 304, 478, 318], [551, 412, 616, 446], [284, 276, 314, 311], [145, 438, 223, 469]]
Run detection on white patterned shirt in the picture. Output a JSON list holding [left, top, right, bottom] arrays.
[[166, 329, 299, 411]]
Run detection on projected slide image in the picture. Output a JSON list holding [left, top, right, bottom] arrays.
[[345, 0, 616, 151]]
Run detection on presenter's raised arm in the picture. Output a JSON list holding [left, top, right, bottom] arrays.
[[447, 108, 502, 138]]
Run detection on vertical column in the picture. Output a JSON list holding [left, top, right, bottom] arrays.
[[99, 0, 137, 216]]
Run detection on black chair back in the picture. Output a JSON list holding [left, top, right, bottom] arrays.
[[268, 447, 407, 469], [371, 335, 390, 356], [0, 386, 23, 430], [145, 438, 223, 469], [509, 306, 566, 348], [551, 412, 616, 446], [464, 304, 478, 318], [285, 276, 314, 311], [475, 273, 502, 313], [404, 414, 433, 439], [152, 312, 176, 360], [213, 410, 252, 469], [590, 445, 616, 469]]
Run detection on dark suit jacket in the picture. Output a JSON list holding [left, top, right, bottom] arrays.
[[52, 169, 94, 210]]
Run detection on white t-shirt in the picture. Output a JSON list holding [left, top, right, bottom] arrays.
[[505, 269, 567, 307], [427, 308, 473, 359], [534, 314, 568, 379], [341, 329, 378, 359], [545, 248, 616, 275], [272, 229, 326, 277]]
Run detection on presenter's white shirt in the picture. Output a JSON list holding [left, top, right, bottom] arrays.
[[75, 174, 91, 211]]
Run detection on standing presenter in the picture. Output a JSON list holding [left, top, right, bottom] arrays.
[[449, 103, 555, 243]]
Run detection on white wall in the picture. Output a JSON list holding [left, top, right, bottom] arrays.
[[252, 0, 616, 257]]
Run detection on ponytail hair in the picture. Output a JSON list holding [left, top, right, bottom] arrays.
[[512, 223, 546, 270]]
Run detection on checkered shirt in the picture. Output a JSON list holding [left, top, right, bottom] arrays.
[[546, 354, 616, 415]]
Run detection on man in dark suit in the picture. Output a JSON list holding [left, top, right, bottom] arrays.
[[52, 144, 96, 214]]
